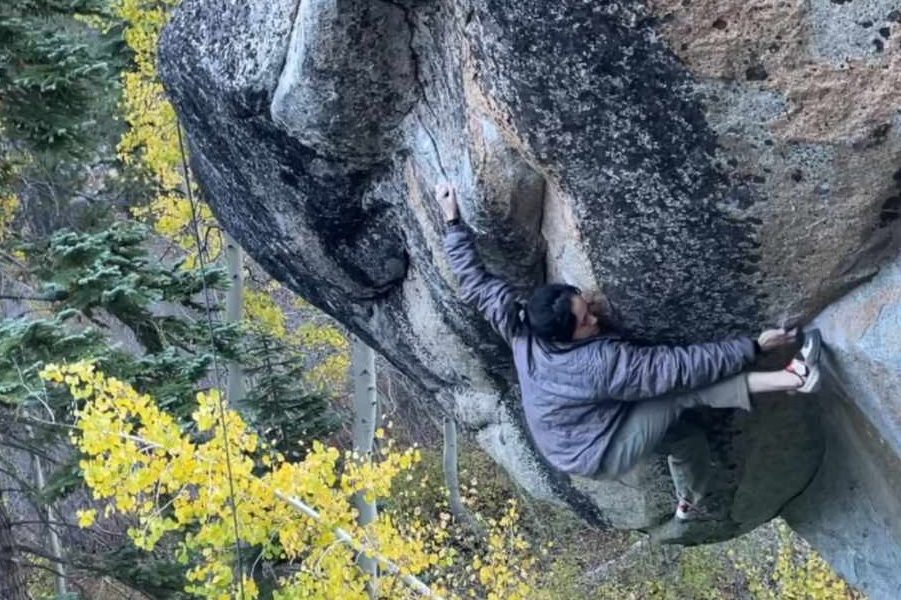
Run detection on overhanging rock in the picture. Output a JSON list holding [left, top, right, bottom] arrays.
[[159, 1, 901, 596]]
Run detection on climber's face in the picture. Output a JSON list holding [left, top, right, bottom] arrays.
[[570, 294, 600, 340]]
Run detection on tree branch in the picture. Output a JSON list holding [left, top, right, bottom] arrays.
[[0, 293, 59, 302]]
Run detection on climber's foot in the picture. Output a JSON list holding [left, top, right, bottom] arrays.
[[674, 497, 715, 522], [798, 329, 822, 366], [785, 359, 821, 394]]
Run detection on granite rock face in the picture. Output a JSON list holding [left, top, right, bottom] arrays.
[[782, 256, 901, 600], [159, 1, 901, 595]]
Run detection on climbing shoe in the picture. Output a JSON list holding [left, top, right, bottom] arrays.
[[785, 359, 821, 394], [798, 328, 822, 366], [674, 497, 715, 522]]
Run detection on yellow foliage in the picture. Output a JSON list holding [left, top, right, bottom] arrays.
[[42, 361, 536, 600], [130, 192, 220, 267], [307, 353, 351, 390], [244, 283, 351, 388], [291, 321, 349, 352], [76, 508, 97, 528], [290, 320, 351, 389], [244, 286, 288, 339], [476, 500, 533, 600], [115, 0, 222, 265], [0, 193, 19, 241], [743, 522, 863, 600], [115, 0, 181, 189]]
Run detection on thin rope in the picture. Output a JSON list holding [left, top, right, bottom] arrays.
[[177, 123, 246, 599]]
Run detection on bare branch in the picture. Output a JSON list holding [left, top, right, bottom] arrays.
[[276, 491, 445, 600]]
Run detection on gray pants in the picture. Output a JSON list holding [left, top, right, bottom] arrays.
[[594, 375, 751, 504]]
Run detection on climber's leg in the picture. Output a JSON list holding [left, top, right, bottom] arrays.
[[595, 376, 751, 520], [747, 360, 820, 394], [660, 421, 711, 507], [594, 396, 681, 479], [594, 375, 750, 479]]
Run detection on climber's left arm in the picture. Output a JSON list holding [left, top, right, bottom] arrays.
[[438, 183, 518, 345], [588, 337, 757, 401]]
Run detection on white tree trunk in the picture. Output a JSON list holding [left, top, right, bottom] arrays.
[[443, 417, 482, 536], [351, 337, 378, 598], [443, 417, 465, 519], [32, 454, 66, 597], [224, 232, 246, 410]]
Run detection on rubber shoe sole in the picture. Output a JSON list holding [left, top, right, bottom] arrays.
[[797, 363, 821, 394], [800, 329, 822, 366], [675, 500, 715, 522]]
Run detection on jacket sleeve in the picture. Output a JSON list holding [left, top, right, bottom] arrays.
[[591, 337, 756, 401], [443, 223, 518, 345]]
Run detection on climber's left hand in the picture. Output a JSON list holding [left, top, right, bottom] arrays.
[[435, 182, 459, 222], [757, 327, 798, 352]]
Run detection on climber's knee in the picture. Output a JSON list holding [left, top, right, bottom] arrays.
[[680, 375, 752, 412], [659, 421, 709, 461]]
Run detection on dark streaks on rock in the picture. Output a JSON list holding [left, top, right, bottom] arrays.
[[468, 0, 760, 342], [879, 195, 900, 226]]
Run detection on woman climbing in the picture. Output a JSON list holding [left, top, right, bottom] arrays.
[[437, 182, 822, 521]]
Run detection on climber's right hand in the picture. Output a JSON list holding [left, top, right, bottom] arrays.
[[435, 182, 459, 222]]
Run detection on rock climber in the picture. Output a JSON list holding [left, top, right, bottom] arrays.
[[436, 181, 822, 521]]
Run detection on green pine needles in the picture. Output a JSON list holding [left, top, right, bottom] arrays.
[[4, 221, 337, 442], [0, 0, 125, 156]]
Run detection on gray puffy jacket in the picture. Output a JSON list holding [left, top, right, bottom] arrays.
[[444, 223, 756, 476]]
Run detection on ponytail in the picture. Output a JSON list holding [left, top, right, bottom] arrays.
[[512, 285, 580, 375], [508, 299, 530, 337]]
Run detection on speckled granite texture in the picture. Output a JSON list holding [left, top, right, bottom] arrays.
[[159, 1, 901, 596]]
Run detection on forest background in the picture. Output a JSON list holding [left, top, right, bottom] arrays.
[[0, 1, 866, 599]]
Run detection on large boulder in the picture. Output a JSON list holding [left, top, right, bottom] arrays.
[[159, 1, 901, 596], [783, 257, 901, 599]]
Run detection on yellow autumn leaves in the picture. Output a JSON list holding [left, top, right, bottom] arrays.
[[116, 0, 182, 190], [740, 523, 862, 600], [0, 193, 19, 242], [116, 0, 350, 391], [116, 0, 220, 267], [42, 361, 536, 600]]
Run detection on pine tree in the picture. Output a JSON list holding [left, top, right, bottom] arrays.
[[0, 0, 125, 156], [3, 222, 233, 413], [0, 0, 133, 248], [0, 221, 338, 596], [241, 334, 339, 463]]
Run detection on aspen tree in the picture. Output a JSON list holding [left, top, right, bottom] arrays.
[[352, 336, 379, 598]]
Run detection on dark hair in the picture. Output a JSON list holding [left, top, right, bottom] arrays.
[[524, 284, 581, 343]]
